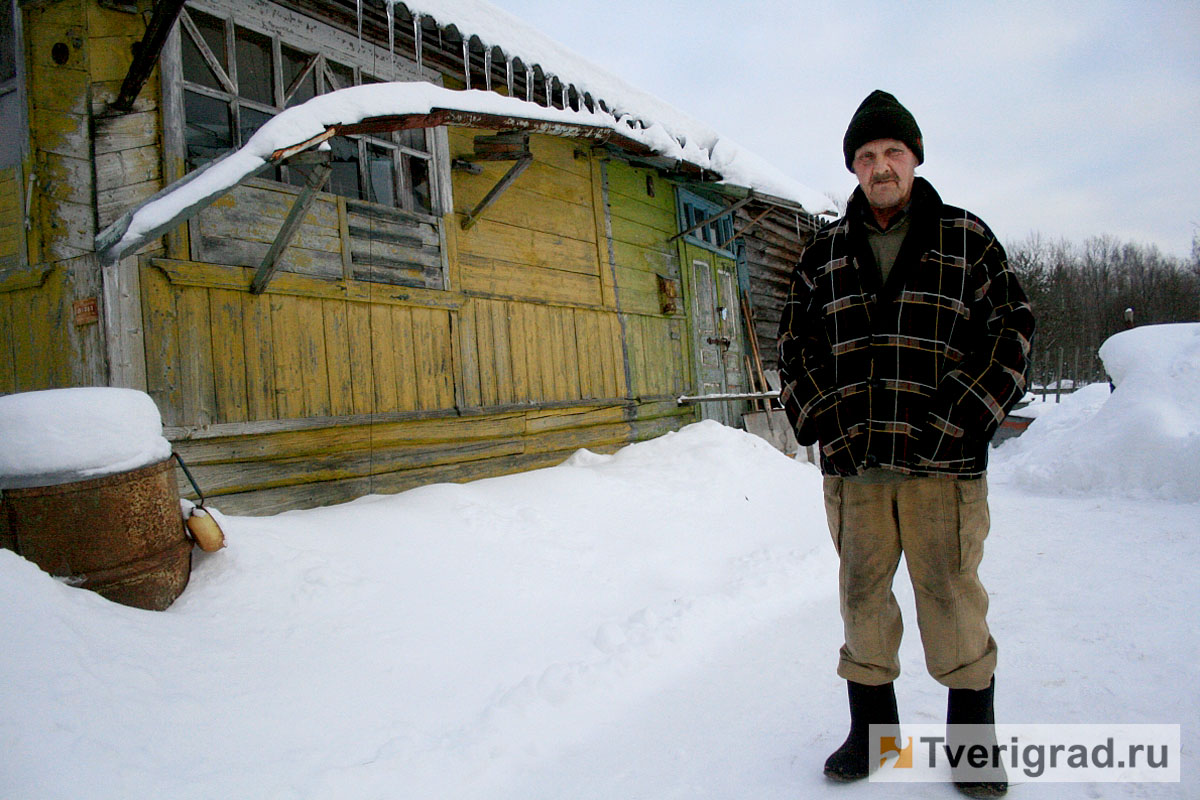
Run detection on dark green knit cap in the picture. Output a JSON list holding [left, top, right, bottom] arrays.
[[842, 90, 924, 171]]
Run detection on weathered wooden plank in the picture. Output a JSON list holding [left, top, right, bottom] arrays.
[[93, 110, 159, 155], [323, 300, 355, 417], [410, 305, 452, 411], [453, 176, 597, 244], [560, 305, 581, 400], [241, 289, 277, 421], [200, 235, 345, 280], [609, 213, 679, 251], [270, 294, 306, 419], [606, 311, 628, 398], [537, 304, 562, 401], [294, 297, 332, 418], [27, 63, 89, 115], [573, 308, 595, 399], [390, 304, 418, 412], [345, 301, 375, 415], [209, 288, 248, 424], [458, 254, 603, 307], [456, 299, 482, 408], [0, 292, 15, 393], [457, 218, 600, 277], [150, 258, 464, 310], [141, 262, 182, 424], [176, 286, 216, 426], [173, 412, 527, 464], [489, 299, 515, 405], [612, 240, 680, 277], [604, 162, 675, 216], [473, 298, 498, 407], [508, 300, 531, 403], [95, 146, 161, 192]]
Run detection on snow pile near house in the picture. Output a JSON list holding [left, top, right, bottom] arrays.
[[0, 421, 834, 799], [993, 322, 1200, 502], [0, 388, 171, 488]]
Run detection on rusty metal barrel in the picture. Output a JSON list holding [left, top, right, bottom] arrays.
[[1, 457, 191, 611]]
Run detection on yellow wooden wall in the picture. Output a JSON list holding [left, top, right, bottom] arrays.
[[3, 1, 702, 513], [0, 0, 155, 396]]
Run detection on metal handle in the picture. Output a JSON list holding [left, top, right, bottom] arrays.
[[172, 452, 206, 508]]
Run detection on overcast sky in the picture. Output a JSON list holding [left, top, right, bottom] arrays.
[[486, 0, 1199, 258]]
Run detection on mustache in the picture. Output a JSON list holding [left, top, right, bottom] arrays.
[[870, 172, 899, 185]]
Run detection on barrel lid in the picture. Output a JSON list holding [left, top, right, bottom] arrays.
[[0, 388, 172, 490]]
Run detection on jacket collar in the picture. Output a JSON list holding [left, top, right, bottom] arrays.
[[846, 177, 942, 299]]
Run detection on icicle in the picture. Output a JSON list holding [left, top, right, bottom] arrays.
[[505, 58, 514, 97], [385, 1, 395, 75], [525, 66, 533, 103], [544, 74, 554, 107], [483, 47, 492, 92], [356, 0, 362, 42], [462, 40, 471, 89], [412, 14, 423, 70]]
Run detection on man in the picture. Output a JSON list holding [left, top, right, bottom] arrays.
[[777, 90, 1034, 798]]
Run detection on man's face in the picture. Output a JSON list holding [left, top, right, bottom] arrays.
[[852, 139, 918, 212]]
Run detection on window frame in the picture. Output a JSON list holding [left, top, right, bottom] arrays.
[[0, 0, 26, 171], [677, 188, 736, 256], [165, 0, 451, 221]]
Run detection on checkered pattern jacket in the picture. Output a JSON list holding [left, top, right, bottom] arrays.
[[777, 178, 1034, 477]]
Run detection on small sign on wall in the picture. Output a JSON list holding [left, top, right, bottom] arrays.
[[72, 297, 99, 326]]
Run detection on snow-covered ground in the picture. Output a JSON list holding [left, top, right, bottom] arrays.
[[3, 324, 1198, 799]]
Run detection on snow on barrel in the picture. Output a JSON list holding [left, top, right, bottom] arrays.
[[0, 388, 191, 610]]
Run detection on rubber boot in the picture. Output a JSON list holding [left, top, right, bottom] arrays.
[[823, 680, 900, 781], [947, 676, 1008, 798]]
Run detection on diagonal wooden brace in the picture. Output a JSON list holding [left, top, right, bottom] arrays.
[[250, 156, 333, 294], [460, 153, 533, 231]]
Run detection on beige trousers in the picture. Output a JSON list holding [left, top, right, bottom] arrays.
[[822, 474, 998, 690]]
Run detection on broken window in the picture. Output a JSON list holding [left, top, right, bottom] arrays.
[[177, 3, 442, 218]]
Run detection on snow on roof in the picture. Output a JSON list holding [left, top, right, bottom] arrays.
[[97, 1, 831, 262], [399, 0, 830, 211]]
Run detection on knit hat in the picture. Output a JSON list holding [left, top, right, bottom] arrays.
[[842, 90, 924, 171]]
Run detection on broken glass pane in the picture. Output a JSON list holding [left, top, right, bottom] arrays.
[[326, 60, 354, 92], [0, 1, 16, 83], [182, 9, 227, 91], [365, 144, 396, 206], [238, 105, 273, 147], [184, 90, 231, 166], [328, 137, 362, 199], [236, 26, 274, 106], [406, 154, 433, 215], [282, 45, 316, 107]]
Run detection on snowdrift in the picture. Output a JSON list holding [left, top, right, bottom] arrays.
[[994, 322, 1200, 502], [0, 421, 834, 800]]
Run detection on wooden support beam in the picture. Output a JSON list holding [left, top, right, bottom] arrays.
[[719, 205, 775, 250], [110, 0, 188, 114], [249, 158, 333, 294], [667, 195, 754, 242], [460, 153, 533, 231]]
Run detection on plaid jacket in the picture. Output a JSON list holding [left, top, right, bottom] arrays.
[[777, 178, 1034, 477]]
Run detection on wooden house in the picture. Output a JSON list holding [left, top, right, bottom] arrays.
[[0, 0, 824, 514]]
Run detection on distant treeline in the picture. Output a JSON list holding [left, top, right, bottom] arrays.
[[1005, 233, 1200, 387]]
